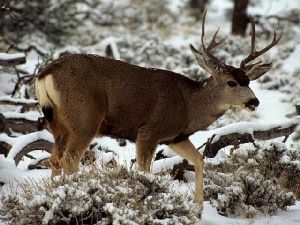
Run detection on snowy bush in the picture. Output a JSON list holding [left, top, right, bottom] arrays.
[[85, 0, 176, 28], [213, 182, 246, 217], [207, 168, 296, 217], [231, 142, 300, 198], [204, 141, 298, 217], [118, 35, 202, 77], [0, 165, 199, 225], [0, 0, 85, 43]]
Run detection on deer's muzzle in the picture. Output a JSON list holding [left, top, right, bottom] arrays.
[[245, 98, 259, 111]]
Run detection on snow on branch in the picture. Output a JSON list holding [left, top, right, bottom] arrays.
[[199, 117, 300, 158], [14, 140, 52, 166], [0, 130, 53, 166], [0, 96, 38, 107], [0, 97, 39, 117], [101, 37, 120, 60], [0, 112, 46, 135], [0, 52, 26, 66]]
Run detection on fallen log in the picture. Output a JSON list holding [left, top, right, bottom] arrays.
[[0, 96, 38, 108], [14, 140, 52, 165], [0, 112, 46, 134], [200, 117, 300, 158]]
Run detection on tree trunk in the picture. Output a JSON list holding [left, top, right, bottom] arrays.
[[190, 0, 207, 18], [232, 0, 249, 36]]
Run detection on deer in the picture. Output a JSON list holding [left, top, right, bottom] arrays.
[[35, 11, 281, 212]]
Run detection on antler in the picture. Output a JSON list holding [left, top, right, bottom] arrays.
[[240, 17, 282, 70], [201, 10, 224, 64]]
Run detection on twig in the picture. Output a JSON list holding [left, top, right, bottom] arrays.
[[1, 36, 47, 56]]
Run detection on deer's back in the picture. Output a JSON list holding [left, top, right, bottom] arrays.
[[38, 54, 199, 142]]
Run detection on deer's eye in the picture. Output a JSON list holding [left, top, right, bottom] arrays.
[[227, 81, 237, 87]]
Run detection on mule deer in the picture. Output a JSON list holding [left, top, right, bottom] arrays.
[[35, 12, 281, 209]]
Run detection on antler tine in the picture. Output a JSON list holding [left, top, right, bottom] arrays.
[[201, 10, 224, 62], [240, 17, 282, 69], [207, 28, 223, 52]]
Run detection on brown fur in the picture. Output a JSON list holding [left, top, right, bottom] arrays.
[[35, 50, 273, 208]]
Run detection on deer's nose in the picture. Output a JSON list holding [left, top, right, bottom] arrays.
[[247, 98, 260, 107]]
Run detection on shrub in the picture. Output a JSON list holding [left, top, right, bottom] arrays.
[[0, 165, 199, 225], [208, 168, 296, 217], [232, 142, 300, 198], [204, 141, 298, 217], [0, 0, 84, 43]]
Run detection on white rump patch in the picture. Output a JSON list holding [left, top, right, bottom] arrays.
[[35, 74, 60, 108]]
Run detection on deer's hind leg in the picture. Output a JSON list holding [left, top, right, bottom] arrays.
[[58, 103, 105, 175], [43, 107, 69, 177], [50, 133, 69, 177]]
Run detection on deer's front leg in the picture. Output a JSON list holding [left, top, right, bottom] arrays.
[[169, 139, 204, 211]]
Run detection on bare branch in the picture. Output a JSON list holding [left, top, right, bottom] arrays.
[[0, 52, 26, 66], [168, 118, 300, 175], [0, 113, 46, 134], [0, 96, 38, 108], [14, 140, 52, 165]]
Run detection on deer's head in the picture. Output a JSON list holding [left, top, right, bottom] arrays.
[[190, 11, 281, 111]]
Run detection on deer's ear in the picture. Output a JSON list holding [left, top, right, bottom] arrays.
[[190, 44, 216, 77], [190, 44, 207, 69], [244, 62, 272, 80]]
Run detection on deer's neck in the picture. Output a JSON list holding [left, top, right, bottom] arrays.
[[184, 77, 228, 133]]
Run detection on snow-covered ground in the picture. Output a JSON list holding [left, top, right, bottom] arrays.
[[202, 201, 300, 225], [1, 0, 300, 224]]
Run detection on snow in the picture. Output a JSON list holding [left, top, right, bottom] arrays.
[[253, 83, 294, 123], [249, 0, 300, 16], [201, 201, 300, 225], [42, 210, 54, 225], [282, 44, 300, 73], [16, 50, 40, 74], [167, 0, 188, 14], [2, 111, 41, 121], [0, 53, 25, 61], [0, 130, 53, 161], [101, 37, 121, 60], [0, 96, 37, 105]]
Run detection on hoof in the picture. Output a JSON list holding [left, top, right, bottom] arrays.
[[51, 167, 62, 178], [197, 211, 202, 219], [194, 200, 203, 219], [49, 157, 61, 178], [195, 205, 203, 219]]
